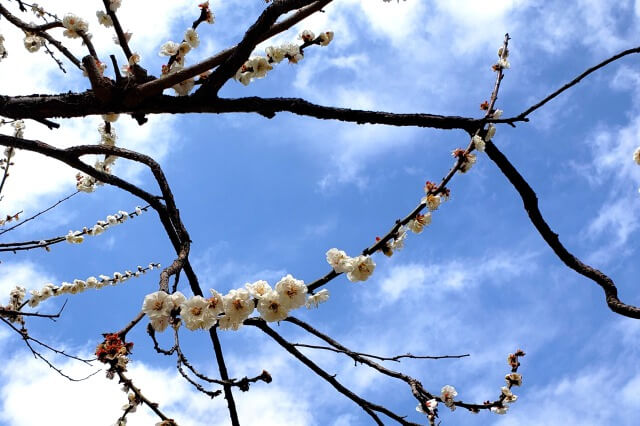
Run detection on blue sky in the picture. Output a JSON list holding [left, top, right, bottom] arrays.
[[1, 0, 640, 425]]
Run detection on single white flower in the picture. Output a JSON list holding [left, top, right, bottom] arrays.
[[91, 224, 105, 235], [459, 153, 477, 173], [298, 29, 315, 42], [248, 56, 272, 79], [441, 385, 457, 410], [159, 41, 179, 56], [501, 386, 518, 403], [389, 228, 407, 251], [257, 290, 289, 322], [207, 289, 225, 315], [346, 256, 375, 282], [486, 124, 496, 140], [492, 109, 503, 119], [423, 194, 441, 211], [180, 296, 217, 330], [62, 14, 89, 39], [170, 291, 186, 309], [505, 372, 522, 386], [318, 31, 334, 46], [472, 135, 485, 152], [245, 280, 272, 299], [306, 289, 330, 309], [265, 46, 286, 63], [96, 11, 113, 27], [65, 230, 84, 244], [326, 248, 354, 273], [23, 33, 42, 52], [185, 28, 199, 48], [275, 274, 307, 310], [491, 405, 508, 414], [407, 212, 432, 234], [178, 41, 191, 56], [142, 291, 172, 320], [219, 289, 254, 330], [633, 147, 640, 165], [415, 399, 438, 414]]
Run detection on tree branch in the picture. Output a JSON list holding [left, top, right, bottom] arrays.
[[484, 140, 640, 318]]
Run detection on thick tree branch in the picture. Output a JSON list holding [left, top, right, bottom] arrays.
[[0, 93, 481, 132], [485, 140, 640, 319]]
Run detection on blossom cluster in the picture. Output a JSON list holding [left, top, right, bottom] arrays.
[[2, 286, 27, 325], [95, 332, 133, 380], [96, 332, 132, 366], [142, 275, 329, 332], [325, 248, 376, 282], [64, 206, 145, 244], [158, 2, 214, 96], [234, 29, 334, 86], [493, 46, 510, 71], [76, 121, 119, 192], [20, 263, 159, 309]]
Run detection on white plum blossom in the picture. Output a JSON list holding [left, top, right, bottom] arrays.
[[407, 212, 431, 234], [298, 29, 315, 42], [180, 296, 216, 330], [306, 289, 330, 309], [472, 135, 485, 152], [441, 385, 457, 410], [459, 153, 477, 173], [170, 291, 186, 309], [486, 124, 497, 140], [142, 291, 172, 331], [318, 31, 334, 46], [326, 248, 354, 273], [96, 11, 113, 27], [346, 255, 375, 282], [492, 109, 503, 119], [65, 230, 84, 244], [501, 386, 518, 403], [634, 147, 640, 165], [62, 14, 89, 39], [159, 41, 179, 56], [265, 46, 286, 63], [491, 405, 508, 414], [416, 399, 438, 414], [275, 274, 307, 310], [185, 28, 199, 48], [505, 372, 522, 386], [257, 290, 289, 322], [23, 33, 43, 52], [219, 289, 254, 330], [423, 194, 441, 211], [282, 43, 303, 63], [245, 280, 272, 299]]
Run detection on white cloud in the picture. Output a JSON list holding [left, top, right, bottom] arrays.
[[372, 252, 536, 305], [0, 261, 55, 301], [0, 347, 315, 426]]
